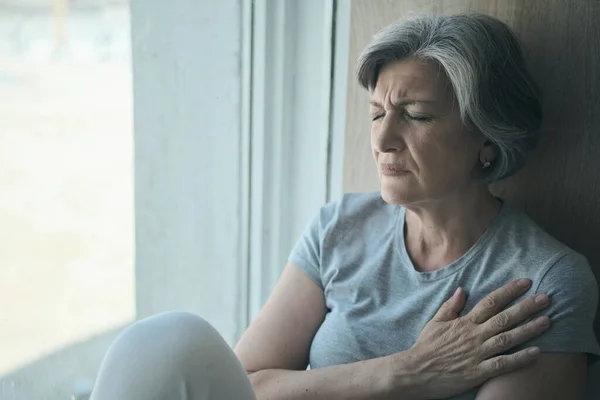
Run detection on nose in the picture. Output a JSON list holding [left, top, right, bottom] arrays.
[[372, 115, 406, 154]]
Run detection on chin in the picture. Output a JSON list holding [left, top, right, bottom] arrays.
[[380, 180, 415, 205]]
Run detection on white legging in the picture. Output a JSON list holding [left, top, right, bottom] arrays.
[[90, 311, 257, 400]]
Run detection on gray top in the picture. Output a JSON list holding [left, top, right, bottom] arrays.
[[289, 192, 600, 400]]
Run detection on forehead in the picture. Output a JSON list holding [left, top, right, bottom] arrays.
[[371, 58, 452, 103]]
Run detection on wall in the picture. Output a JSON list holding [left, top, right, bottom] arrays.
[[246, 0, 335, 320], [131, 0, 335, 337], [131, 0, 247, 345]]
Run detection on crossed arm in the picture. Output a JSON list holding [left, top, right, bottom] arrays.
[[234, 263, 587, 400], [475, 353, 586, 400]]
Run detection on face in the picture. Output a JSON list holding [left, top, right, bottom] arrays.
[[370, 58, 484, 206]]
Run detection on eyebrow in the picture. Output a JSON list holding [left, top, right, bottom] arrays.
[[369, 99, 437, 108]]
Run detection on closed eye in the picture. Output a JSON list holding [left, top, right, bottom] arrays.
[[372, 113, 385, 121], [407, 114, 432, 122]]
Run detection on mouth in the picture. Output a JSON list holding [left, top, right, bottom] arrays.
[[380, 163, 410, 177]]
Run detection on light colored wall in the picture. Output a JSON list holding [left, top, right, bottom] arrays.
[[131, 0, 336, 338], [131, 0, 247, 345], [328, 0, 351, 202], [246, 0, 334, 320]]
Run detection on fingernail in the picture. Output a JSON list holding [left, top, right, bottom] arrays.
[[518, 278, 531, 289], [453, 287, 461, 298], [528, 347, 540, 356], [537, 316, 551, 328], [535, 294, 549, 305]]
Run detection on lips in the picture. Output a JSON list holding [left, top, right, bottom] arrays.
[[380, 163, 410, 177]]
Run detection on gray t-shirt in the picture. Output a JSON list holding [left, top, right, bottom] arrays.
[[289, 191, 600, 399]]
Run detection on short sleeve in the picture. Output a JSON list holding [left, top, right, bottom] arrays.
[[288, 203, 337, 290], [522, 253, 600, 361]]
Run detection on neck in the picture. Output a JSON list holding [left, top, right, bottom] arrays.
[[403, 184, 502, 272]]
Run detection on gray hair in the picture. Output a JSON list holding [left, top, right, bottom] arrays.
[[357, 13, 542, 182]]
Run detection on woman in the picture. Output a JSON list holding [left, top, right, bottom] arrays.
[[90, 13, 599, 400]]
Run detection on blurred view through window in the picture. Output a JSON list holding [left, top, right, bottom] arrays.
[[0, 0, 134, 395]]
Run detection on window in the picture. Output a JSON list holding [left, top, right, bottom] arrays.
[[0, 0, 133, 397], [0, 1, 345, 398]]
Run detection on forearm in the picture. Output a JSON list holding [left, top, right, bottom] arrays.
[[248, 351, 426, 400]]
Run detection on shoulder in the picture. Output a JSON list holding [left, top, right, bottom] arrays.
[[496, 206, 600, 358], [323, 191, 390, 216], [496, 205, 595, 280], [493, 204, 597, 298], [317, 191, 398, 235], [289, 191, 398, 287], [499, 205, 577, 260], [536, 253, 598, 323], [499, 205, 598, 317]]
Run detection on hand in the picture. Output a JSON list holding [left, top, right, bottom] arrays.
[[403, 279, 551, 399]]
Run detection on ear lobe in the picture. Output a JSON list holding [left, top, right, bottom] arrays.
[[480, 140, 498, 165]]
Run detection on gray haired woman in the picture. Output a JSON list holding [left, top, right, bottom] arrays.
[[90, 13, 599, 400]]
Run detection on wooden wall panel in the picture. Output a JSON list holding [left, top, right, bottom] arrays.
[[344, 0, 600, 333]]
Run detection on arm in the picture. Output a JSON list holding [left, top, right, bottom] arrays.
[[477, 253, 599, 400], [246, 355, 421, 400], [235, 266, 551, 400], [234, 203, 421, 399], [235, 263, 422, 400], [476, 353, 586, 400]]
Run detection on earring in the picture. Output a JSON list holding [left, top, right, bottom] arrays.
[[482, 161, 491, 169]]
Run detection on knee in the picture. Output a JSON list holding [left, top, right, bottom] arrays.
[[114, 311, 224, 363], [132, 311, 216, 336]]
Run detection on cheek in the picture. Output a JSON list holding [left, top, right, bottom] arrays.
[[407, 131, 440, 165], [370, 128, 379, 158], [369, 125, 375, 145], [419, 135, 477, 182], [410, 130, 463, 177]]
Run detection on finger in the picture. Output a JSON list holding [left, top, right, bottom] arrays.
[[479, 316, 551, 358], [467, 279, 532, 324], [477, 347, 540, 380], [433, 287, 467, 322], [481, 294, 550, 337]]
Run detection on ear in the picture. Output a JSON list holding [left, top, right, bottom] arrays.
[[479, 140, 498, 165]]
